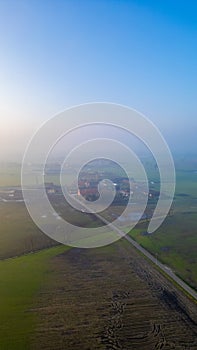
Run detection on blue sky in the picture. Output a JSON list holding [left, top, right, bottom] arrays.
[[0, 0, 197, 160]]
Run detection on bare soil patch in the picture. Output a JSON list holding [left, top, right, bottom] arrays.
[[32, 240, 197, 349]]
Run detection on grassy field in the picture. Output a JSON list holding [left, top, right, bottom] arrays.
[[129, 216, 197, 289], [0, 158, 197, 348], [0, 202, 57, 258], [0, 198, 106, 258], [0, 245, 69, 350], [0, 161, 197, 286], [128, 166, 197, 289]]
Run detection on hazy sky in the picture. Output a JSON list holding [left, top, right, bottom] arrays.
[[1, 0, 197, 160]]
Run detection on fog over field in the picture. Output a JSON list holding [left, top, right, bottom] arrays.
[[1, 1, 197, 349]]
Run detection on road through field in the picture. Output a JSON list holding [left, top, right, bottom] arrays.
[[33, 236, 197, 349], [96, 212, 197, 301], [73, 195, 197, 302]]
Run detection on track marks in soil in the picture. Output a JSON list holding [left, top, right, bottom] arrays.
[[32, 242, 197, 350]]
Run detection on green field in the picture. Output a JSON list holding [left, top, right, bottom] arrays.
[[0, 158, 197, 348], [128, 166, 197, 290], [0, 202, 57, 259], [0, 245, 70, 350]]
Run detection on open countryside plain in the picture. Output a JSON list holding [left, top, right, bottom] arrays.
[[0, 159, 197, 349]]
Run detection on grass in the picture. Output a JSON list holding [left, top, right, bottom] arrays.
[[0, 200, 103, 258], [0, 202, 57, 259], [128, 213, 197, 289], [125, 164, 197, 289], [0, 159, 197, 347], [0, 245, 69, 350]]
